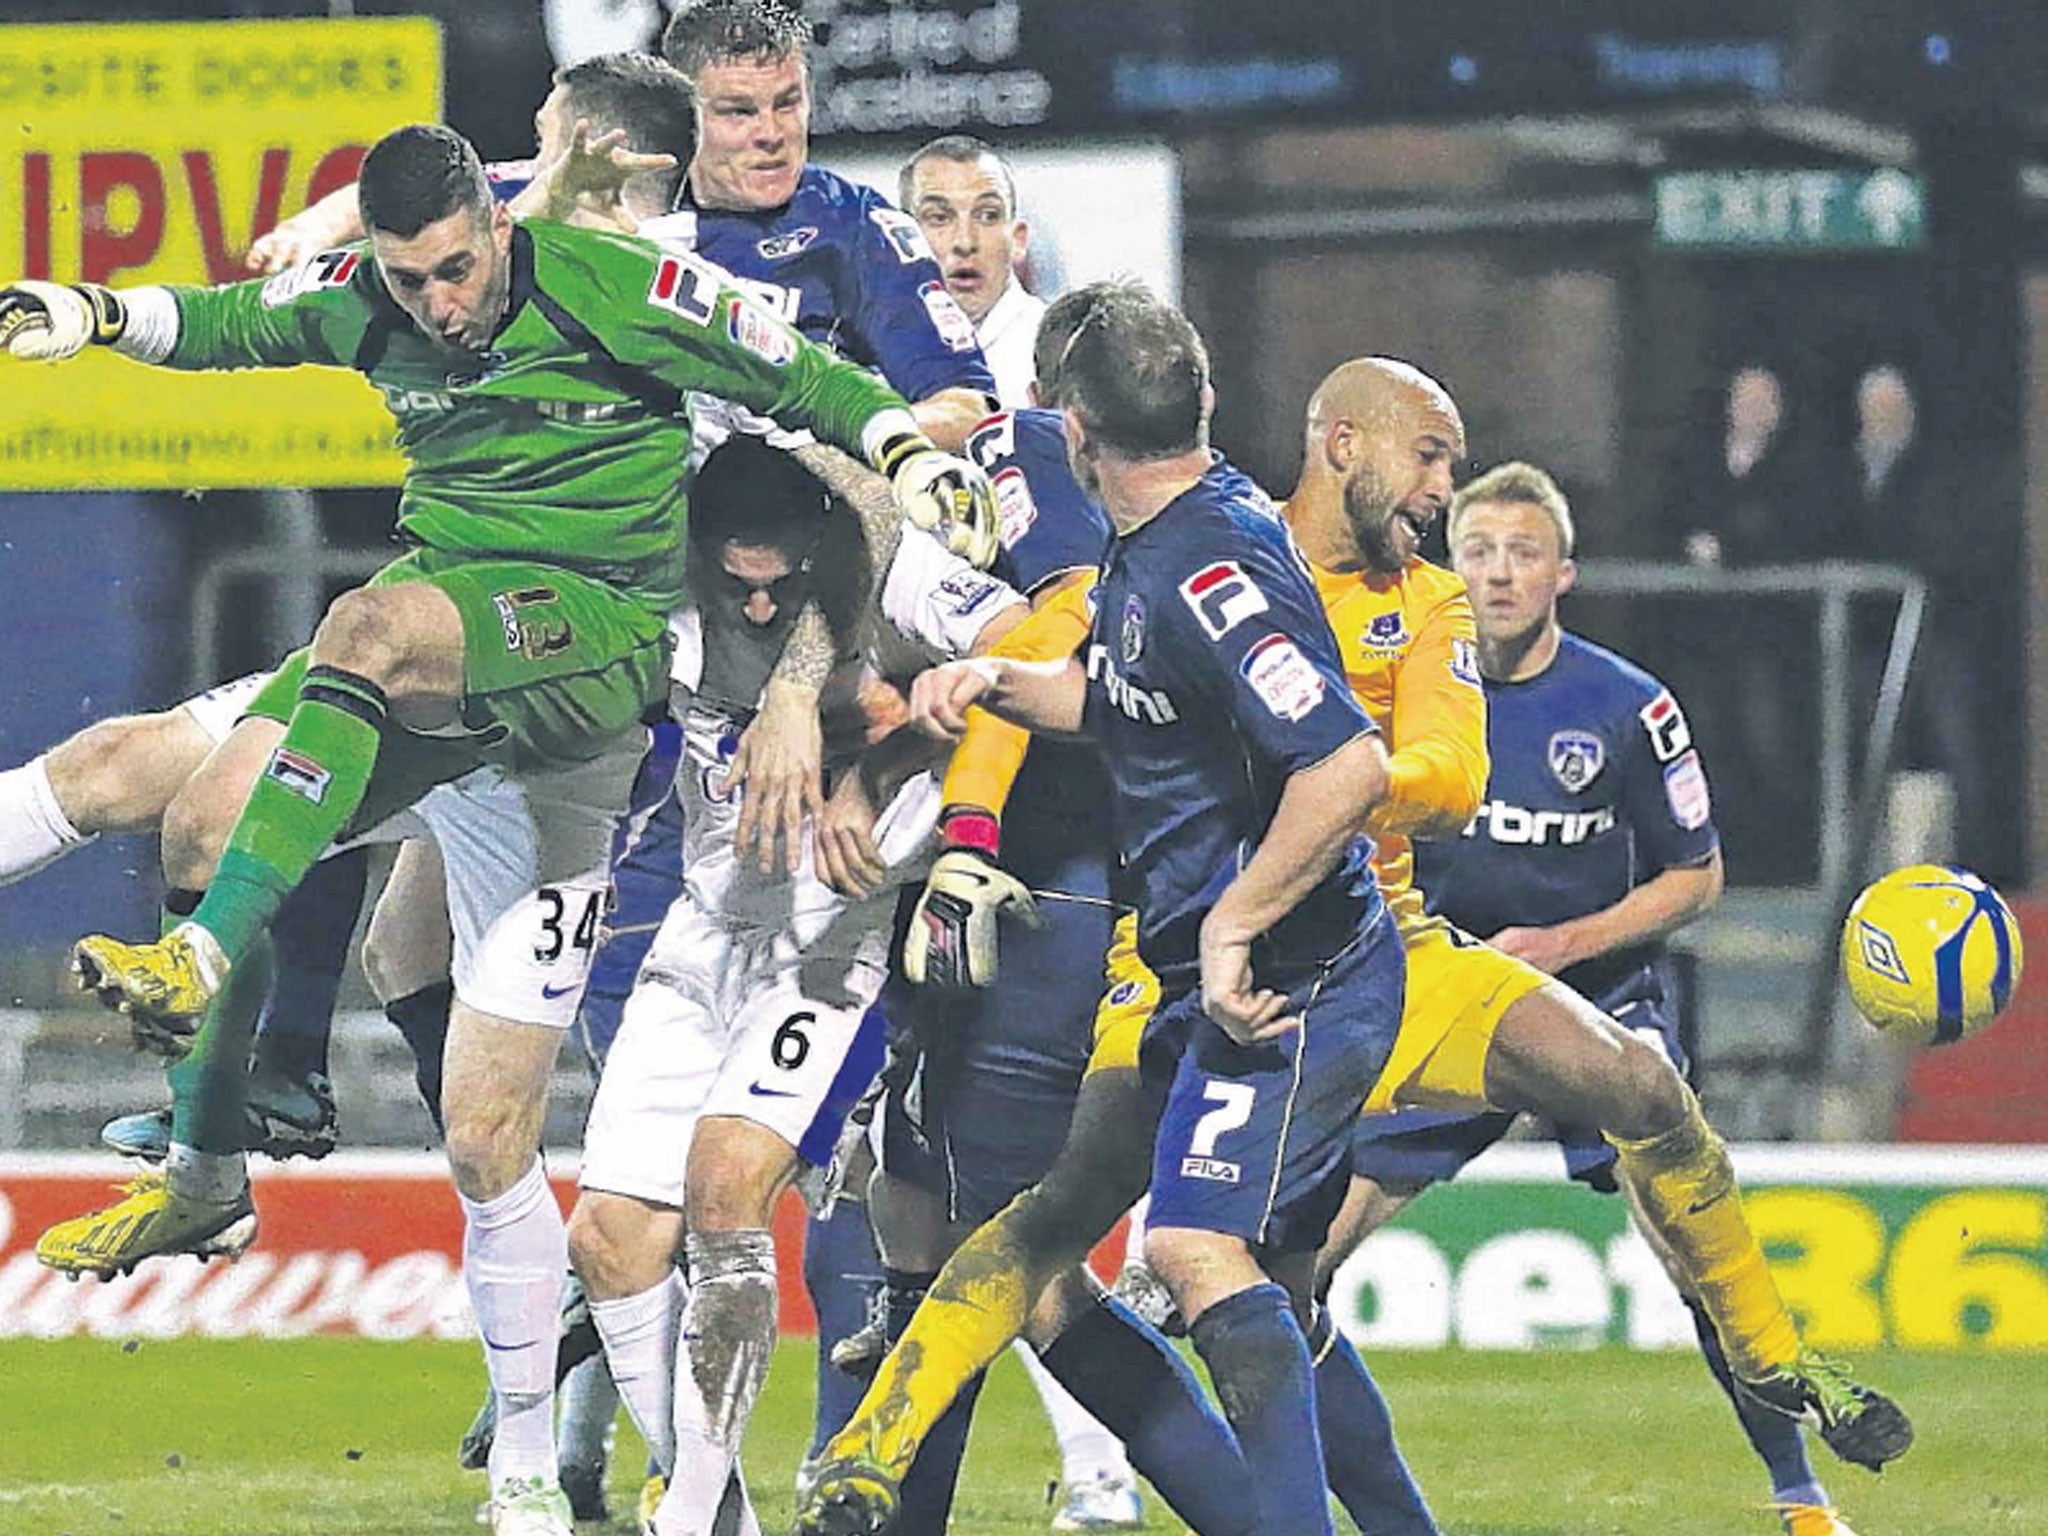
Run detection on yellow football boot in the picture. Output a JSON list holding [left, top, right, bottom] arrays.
[[71, 922, 230, 1053], [35, 1170, 256, 1280], [1777, 1504, 1862, 1536]]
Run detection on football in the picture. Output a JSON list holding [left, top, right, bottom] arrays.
[[1840, 863, 2025, 1045]]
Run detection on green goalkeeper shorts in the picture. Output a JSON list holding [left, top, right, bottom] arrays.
[[248, 549, 671, 830]]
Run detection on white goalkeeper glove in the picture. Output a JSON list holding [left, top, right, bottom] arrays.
[[904, 842, 1044, 989], [0, 281, 126, 361], [874, 429, 1002, 570]]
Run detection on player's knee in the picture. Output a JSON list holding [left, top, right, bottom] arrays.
[[1604, 1029, 1690, 1142], [684, 1118, 794, 1231], [311, 588, 408, 687], [47, 711, 203, 835], [442, 1098, 541, 1201], [568, 1195, 678, 1299]]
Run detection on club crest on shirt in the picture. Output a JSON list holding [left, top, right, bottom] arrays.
[[1360, 610, 1409, 652], [1547, 729, 1605, 793], [1121, 594, 1146, 664]]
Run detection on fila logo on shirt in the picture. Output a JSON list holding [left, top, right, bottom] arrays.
[[1179, 561, 1268, 640], [1637, 690, 1693, 763]]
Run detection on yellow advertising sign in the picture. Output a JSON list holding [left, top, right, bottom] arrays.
[[0, 18, 441, 489]]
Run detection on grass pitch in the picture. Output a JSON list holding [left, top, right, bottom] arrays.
[[0, 1338, 2039, 1536]]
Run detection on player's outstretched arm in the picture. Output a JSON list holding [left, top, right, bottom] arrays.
[[0, 282, 130, 362], [245, 185, 365, 274], [1200, 732, 1392, 1043]]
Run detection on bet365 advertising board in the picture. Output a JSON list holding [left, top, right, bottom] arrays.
[[1, 1146, 2042, 1347]]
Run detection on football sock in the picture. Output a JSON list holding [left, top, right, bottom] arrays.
[[1015, 1342, 1134, 1489], [166, 930, 275, 1158], [1188, 1282, 1335, 1536], [384, 979, 454, 1130], [0, 754, 91, 885], [1305, 1303, 1439, 1535], [829, 1191, 1059, 1479], [1610, 1090, 1801, 1378], [589, 1272, 682, 1474], [804, 1196, 884, 1454], [1039, 1294, 1258, 1536], [248, 846, 368, 1083], [192, 666, 386, 962], [1685, 1297, 1830, 1508], [661, 1230, 778, 1536], [462, 1158, 568, 1490]]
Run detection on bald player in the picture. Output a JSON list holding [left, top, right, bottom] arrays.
[[800, 353, 1914, 1536]]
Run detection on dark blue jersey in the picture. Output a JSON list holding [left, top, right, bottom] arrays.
[[1414, 630, 1718, 1003], [967, 408, 1115, 896], [652, 165, 997, 406], [1086, 460, 1381, 992]]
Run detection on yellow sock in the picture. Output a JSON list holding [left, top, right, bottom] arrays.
[[1610, 1091, 1801, 1378], [830, 1193, 1058, 1479]]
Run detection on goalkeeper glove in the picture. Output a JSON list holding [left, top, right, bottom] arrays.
[[903, 809, 1043, 988], [873, 429, 1002, 570], [0, 281, 126, 361]]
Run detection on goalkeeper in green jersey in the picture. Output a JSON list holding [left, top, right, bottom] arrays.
[[0, 123, 995, 1536]]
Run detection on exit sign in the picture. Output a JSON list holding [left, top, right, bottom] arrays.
[[1654, 169, 1926, 251]]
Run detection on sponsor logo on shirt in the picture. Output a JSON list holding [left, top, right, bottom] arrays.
[[1239, 633, 1326, 721], [1663, 748, 1712, 830], [727, 299, 797, 366], [1180, 1155, 1241, 1184], [917, 280, 978, 353], [1547, 729, 1606, 793], [757, 225, 819, 260], [1086, 645, 1178, 725], [1179, 560, 1269, 641], [1465, 801, 1616, 846], [260, 248, 357, 309], [1638, 689, 1692, 763]]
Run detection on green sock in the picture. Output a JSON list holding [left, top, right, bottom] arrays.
[[168, 933, 275, 1156], [191, 666, 386, 961]]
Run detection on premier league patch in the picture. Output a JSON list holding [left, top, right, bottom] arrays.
[[993, 465, 1037, 548], [727, 299, 796, 366], [1547, 729, 1605, 793], [1121, 594, 1146, 664], [917, 281, 978, 352], [756, 225, 818, 261], [1361, 610, 1409, 652], [1240, 633, 1326, 721], [1450, 637, 1482, 687], [1662, 748, 1712, 830]]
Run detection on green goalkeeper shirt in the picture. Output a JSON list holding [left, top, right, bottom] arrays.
[[150, 220, 909, 618]]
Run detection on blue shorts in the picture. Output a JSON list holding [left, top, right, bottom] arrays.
[[1348, 982, 1687, 1191], [573, 719, 684, 1074], [881, 883, 1117, 1223], [1145, 904, 1405, 1255]]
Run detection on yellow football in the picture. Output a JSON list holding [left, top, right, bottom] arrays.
[[1840, 863, 2024, 1046]]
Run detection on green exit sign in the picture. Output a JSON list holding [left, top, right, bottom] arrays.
[[1654, 168, 1926, 251]]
